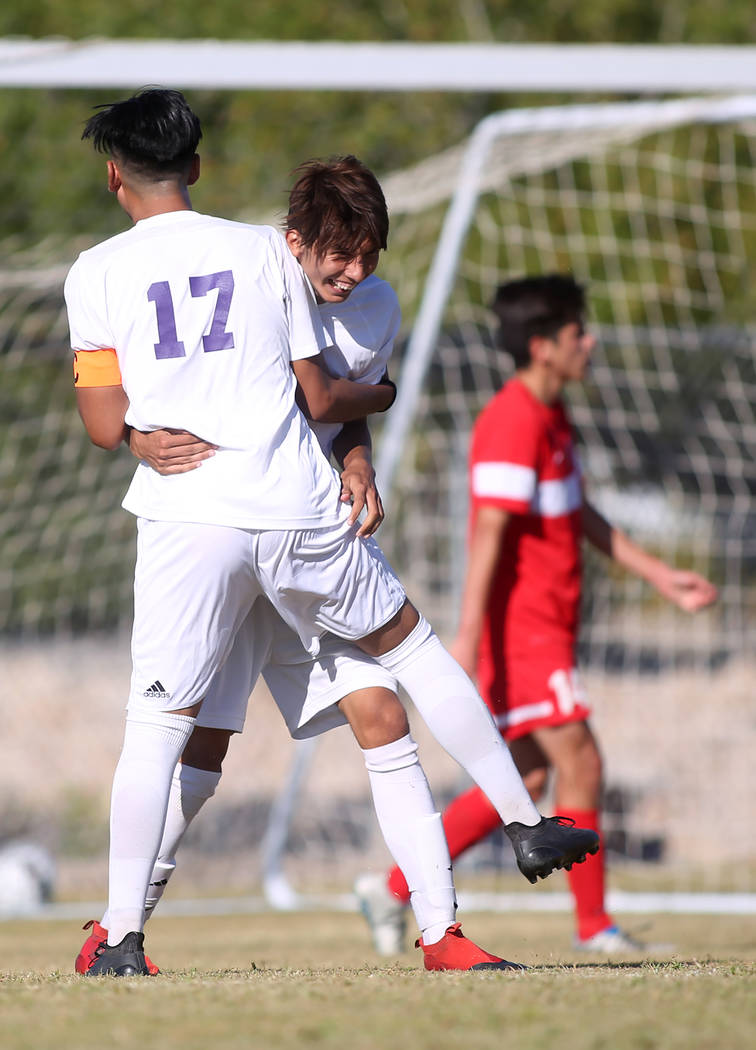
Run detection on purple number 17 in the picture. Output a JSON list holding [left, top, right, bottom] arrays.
[[147, 270, 235, 359]]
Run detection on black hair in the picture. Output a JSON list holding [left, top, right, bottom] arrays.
[[82, 88, 202, 180], [491, 274, 586, 369]]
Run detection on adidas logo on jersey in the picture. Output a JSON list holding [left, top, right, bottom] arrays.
[[143, 680, 171, 699]]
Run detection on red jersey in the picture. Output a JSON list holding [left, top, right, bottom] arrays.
[[469, 377, 586, 732]]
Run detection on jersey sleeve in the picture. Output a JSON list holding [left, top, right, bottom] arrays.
[[357, 283, 401, 386], [470, 389, 541, 514], [63, 258, 116, 354], [277, 236, 331, 362]]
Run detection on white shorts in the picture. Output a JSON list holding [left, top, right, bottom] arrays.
[[128, 516, 405, 717], [196, 597, 398, 738]]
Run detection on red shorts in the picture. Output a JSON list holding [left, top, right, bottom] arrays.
[[477, 642, 591, 742]]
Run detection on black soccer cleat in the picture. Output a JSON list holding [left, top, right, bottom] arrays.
[[84, 931, 152, 977], [504, 815, 600, 885]]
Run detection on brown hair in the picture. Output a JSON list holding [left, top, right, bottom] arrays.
[[285, 155, 388, 256]]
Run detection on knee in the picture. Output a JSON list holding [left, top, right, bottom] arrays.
[[363, 703, 410, 749], [182, 726, 232, 773], [343, 688, 409, 750]]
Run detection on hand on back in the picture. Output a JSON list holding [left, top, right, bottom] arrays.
[[130, 428, 217, 475]]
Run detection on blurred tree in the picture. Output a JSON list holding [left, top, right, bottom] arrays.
[[1, 1, 755, 245]]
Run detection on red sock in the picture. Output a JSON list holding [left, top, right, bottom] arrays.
[[386, 786, 502, 903], [560, 806, 611, 940]]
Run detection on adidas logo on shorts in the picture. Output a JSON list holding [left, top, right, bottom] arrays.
[[143, 680, 171, 699]]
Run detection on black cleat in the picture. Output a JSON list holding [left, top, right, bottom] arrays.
[[84, 931, 152, 977], [504, 816, 600, 884]]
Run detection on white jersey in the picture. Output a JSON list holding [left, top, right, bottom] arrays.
[[64, 212, 345, 529], [310, 272, 400, 457], [190, 271, 404, 735]]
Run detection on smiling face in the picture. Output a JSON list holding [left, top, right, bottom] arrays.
[[285, 229, 381, 304]]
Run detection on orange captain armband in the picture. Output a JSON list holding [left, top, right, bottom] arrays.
[[73, 348, 123, 388]]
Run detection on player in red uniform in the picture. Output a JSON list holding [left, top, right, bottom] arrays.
[[358, 274, 718, 954]]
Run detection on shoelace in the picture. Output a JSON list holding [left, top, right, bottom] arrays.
[[81, 920, 108, 962]]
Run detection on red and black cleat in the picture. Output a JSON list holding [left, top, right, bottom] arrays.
[[75, 919, 160, 976], [416, 923, 527, 972]]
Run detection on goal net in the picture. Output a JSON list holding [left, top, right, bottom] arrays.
[[369, 95, 756, 897], [2, 96, 755, 903]]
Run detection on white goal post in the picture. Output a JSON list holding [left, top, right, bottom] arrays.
[[377, 93, 756, 499]]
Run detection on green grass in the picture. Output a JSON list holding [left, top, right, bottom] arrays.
[[2, 912, 755, 1050]]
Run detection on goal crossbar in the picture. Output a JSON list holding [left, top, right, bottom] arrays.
[[3, 40, 756, 92]]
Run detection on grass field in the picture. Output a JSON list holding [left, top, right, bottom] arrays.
[[2, 910, 754, 1050]]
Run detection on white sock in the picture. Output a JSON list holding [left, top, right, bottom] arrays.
[[362, 734, 456, 945], [105, 711, 196, 945], [143, 763, 221, 921], [373, 617, 541, 828]]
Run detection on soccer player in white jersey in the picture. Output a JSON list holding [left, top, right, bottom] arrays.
[[66, 90, 598, 978]]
